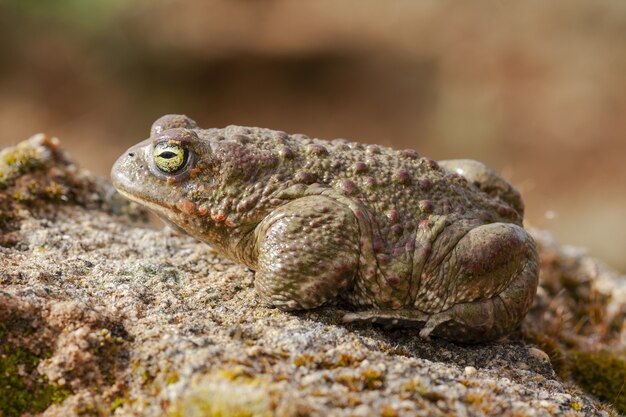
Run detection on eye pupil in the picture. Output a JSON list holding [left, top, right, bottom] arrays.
[[158, 151, 177, 159]]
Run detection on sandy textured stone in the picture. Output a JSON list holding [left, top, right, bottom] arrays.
[[1, 136, 623, 416]]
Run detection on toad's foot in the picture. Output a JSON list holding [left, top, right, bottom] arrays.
[[342, 309, 430, 329]]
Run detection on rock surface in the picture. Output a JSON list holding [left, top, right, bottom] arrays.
[[1, 136, 624, 417]]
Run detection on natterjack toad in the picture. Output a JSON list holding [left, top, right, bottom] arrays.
[[111, 115, 538, 343]]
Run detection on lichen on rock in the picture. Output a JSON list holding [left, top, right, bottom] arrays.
[[168, 372, 275, 417], [0, 136, 624, 416]]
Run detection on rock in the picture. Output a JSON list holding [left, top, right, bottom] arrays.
[[1, 136, 623, 416], [463, 366, 477, 377], [528, 348, 550, 364]]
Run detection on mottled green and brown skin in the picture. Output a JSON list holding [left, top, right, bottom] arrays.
[[111, 115, 538, 343]]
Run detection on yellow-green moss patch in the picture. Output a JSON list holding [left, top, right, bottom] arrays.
[[570, 350, 626, 414], [0, 135, 53, 189], [0, 344, 72, 417]]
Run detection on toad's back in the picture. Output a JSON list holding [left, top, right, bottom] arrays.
[[206, 125, 523, 230]]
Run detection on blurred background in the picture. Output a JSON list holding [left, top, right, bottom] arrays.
[[0, 0, 624, 272]]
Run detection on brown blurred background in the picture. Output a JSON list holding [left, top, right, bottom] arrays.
[[1, 0, 625, 272]]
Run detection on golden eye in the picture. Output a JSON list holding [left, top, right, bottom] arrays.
[[154, 142, 188, 173]]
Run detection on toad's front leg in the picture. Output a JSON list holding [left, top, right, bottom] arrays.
[[247, 196, 361, 310]]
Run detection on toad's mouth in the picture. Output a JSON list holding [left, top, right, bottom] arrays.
[[114, 186, 180, 216]]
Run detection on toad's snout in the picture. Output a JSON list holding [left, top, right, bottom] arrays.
[[110, 140, 151, 196]]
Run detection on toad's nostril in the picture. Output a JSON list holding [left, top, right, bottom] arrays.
[[128, 152, 135, 157]]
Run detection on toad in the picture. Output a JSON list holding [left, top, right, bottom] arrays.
[[111, 115, 538, 343]]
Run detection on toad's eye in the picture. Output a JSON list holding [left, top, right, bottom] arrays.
[[154, 142, 188, 173]]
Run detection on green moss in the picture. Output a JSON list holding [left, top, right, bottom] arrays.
[[140, 368, 154, 385], [335, 369, 384, 392], [400, 378, 428, 399], [0, 345, 72, 417], [465, 390, 496, 414], [570, 350, 626, 414], [0, 142, 46, 189], [525, 327, 625, 414], [333, 353, 363, 368], [166, 371, 180, 385], [110, 397, 125, 412], [293, 353, 317, 368], [292, 352, 363, 370], [571, 401, 583, 411], [43, 181, 69, 200], [361, 369, 384, 390], [217, 366, 254, 382]]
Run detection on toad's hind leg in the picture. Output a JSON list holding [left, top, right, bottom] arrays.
[[419, 223, 539, 343], [250, 196, 360, 310], [344, 223, 538, 343]]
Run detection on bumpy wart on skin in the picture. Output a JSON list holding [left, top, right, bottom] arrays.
[[111, 114, 538, 343]]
